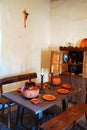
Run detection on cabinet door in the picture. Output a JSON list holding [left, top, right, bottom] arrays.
[[60, 51, 69, 73], [50, 51, 60, 74], [71, 76, 86, 103], [83, 51, 87, 77]]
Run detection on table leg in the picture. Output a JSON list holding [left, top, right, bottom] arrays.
[[7, 103, 11, 128], [32, 112, 43, 130], [15, 106, 24, 130], [62, 98, 68, 111]]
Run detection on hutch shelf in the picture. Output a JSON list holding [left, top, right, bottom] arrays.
[[59, 46, 87, 77]]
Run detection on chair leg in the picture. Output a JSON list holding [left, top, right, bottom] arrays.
[[1, 104, 5, 122], [15, 106, 24, 130], [7, 103, 11, 129]]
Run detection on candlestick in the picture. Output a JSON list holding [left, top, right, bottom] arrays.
[[39, 74, 45, 94]]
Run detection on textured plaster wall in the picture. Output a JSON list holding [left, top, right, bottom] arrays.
[[51, 0, 87, 48], [1, 0, 87, 82], [0, 0, 50, 82]]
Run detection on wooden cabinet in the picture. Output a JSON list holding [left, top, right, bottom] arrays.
[[60, 47, 87, 78], [50, 47, 87, 77], [50, 47, 87, 103]]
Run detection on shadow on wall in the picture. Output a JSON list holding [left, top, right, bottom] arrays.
[[41, 50, 50, 81], [41, 49, 50, 69]]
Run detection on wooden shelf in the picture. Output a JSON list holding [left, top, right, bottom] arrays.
[[62, 63, 83, 66], [60, 46, 87, 51]]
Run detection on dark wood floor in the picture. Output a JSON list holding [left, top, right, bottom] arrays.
[[0, 104, 87, 130], [0, 105, 33, 130], [0, 104, 63, 130]]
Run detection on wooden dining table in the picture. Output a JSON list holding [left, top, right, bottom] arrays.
[[2, 84, 81, 130]]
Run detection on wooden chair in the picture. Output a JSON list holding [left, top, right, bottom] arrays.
[[0, 86, 13, 128], [0, 122, 11, 130], [0, 72, 37, 128], [40, 102, 87, 130]]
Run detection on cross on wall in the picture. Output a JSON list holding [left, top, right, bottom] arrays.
[[23, 9, 29, 28]]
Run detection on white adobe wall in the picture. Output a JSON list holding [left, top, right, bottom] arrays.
[[50, 0, 87, 48], [0, 0, 50, 82]]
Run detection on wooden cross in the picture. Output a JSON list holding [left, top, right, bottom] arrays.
[[23, 10, 29, 28]]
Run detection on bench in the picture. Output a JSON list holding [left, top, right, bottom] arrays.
[[40, 102, 87, 130], [0, 72, 37, 87], [0, 72, 37, 128]]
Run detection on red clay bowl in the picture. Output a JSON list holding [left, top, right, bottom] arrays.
[[52, 76, 61, 85], [22, 86, 39, 99]]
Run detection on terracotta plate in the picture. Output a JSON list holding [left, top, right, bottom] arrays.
[[31, 98, 40, 104], [43, 95, 56, 101], [57, 88, 69, 94], [62, 84, 71, 89]]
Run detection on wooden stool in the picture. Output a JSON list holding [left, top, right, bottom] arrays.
[[40, 102, 87, 130]]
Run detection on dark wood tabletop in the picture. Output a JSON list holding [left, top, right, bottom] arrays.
[[2, 85, 81, 114]]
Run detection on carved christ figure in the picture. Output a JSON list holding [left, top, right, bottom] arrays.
[[23, 10, 29, 28]]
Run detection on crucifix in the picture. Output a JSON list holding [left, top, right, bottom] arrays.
[[23, 9, 29, 28]]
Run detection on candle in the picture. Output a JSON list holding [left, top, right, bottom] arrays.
[[41, 68, 44, 75], [51, 65, 54, 73]]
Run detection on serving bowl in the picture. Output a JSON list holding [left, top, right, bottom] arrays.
[[22, 82, 39, 98], [52, 76, 61, 85]]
